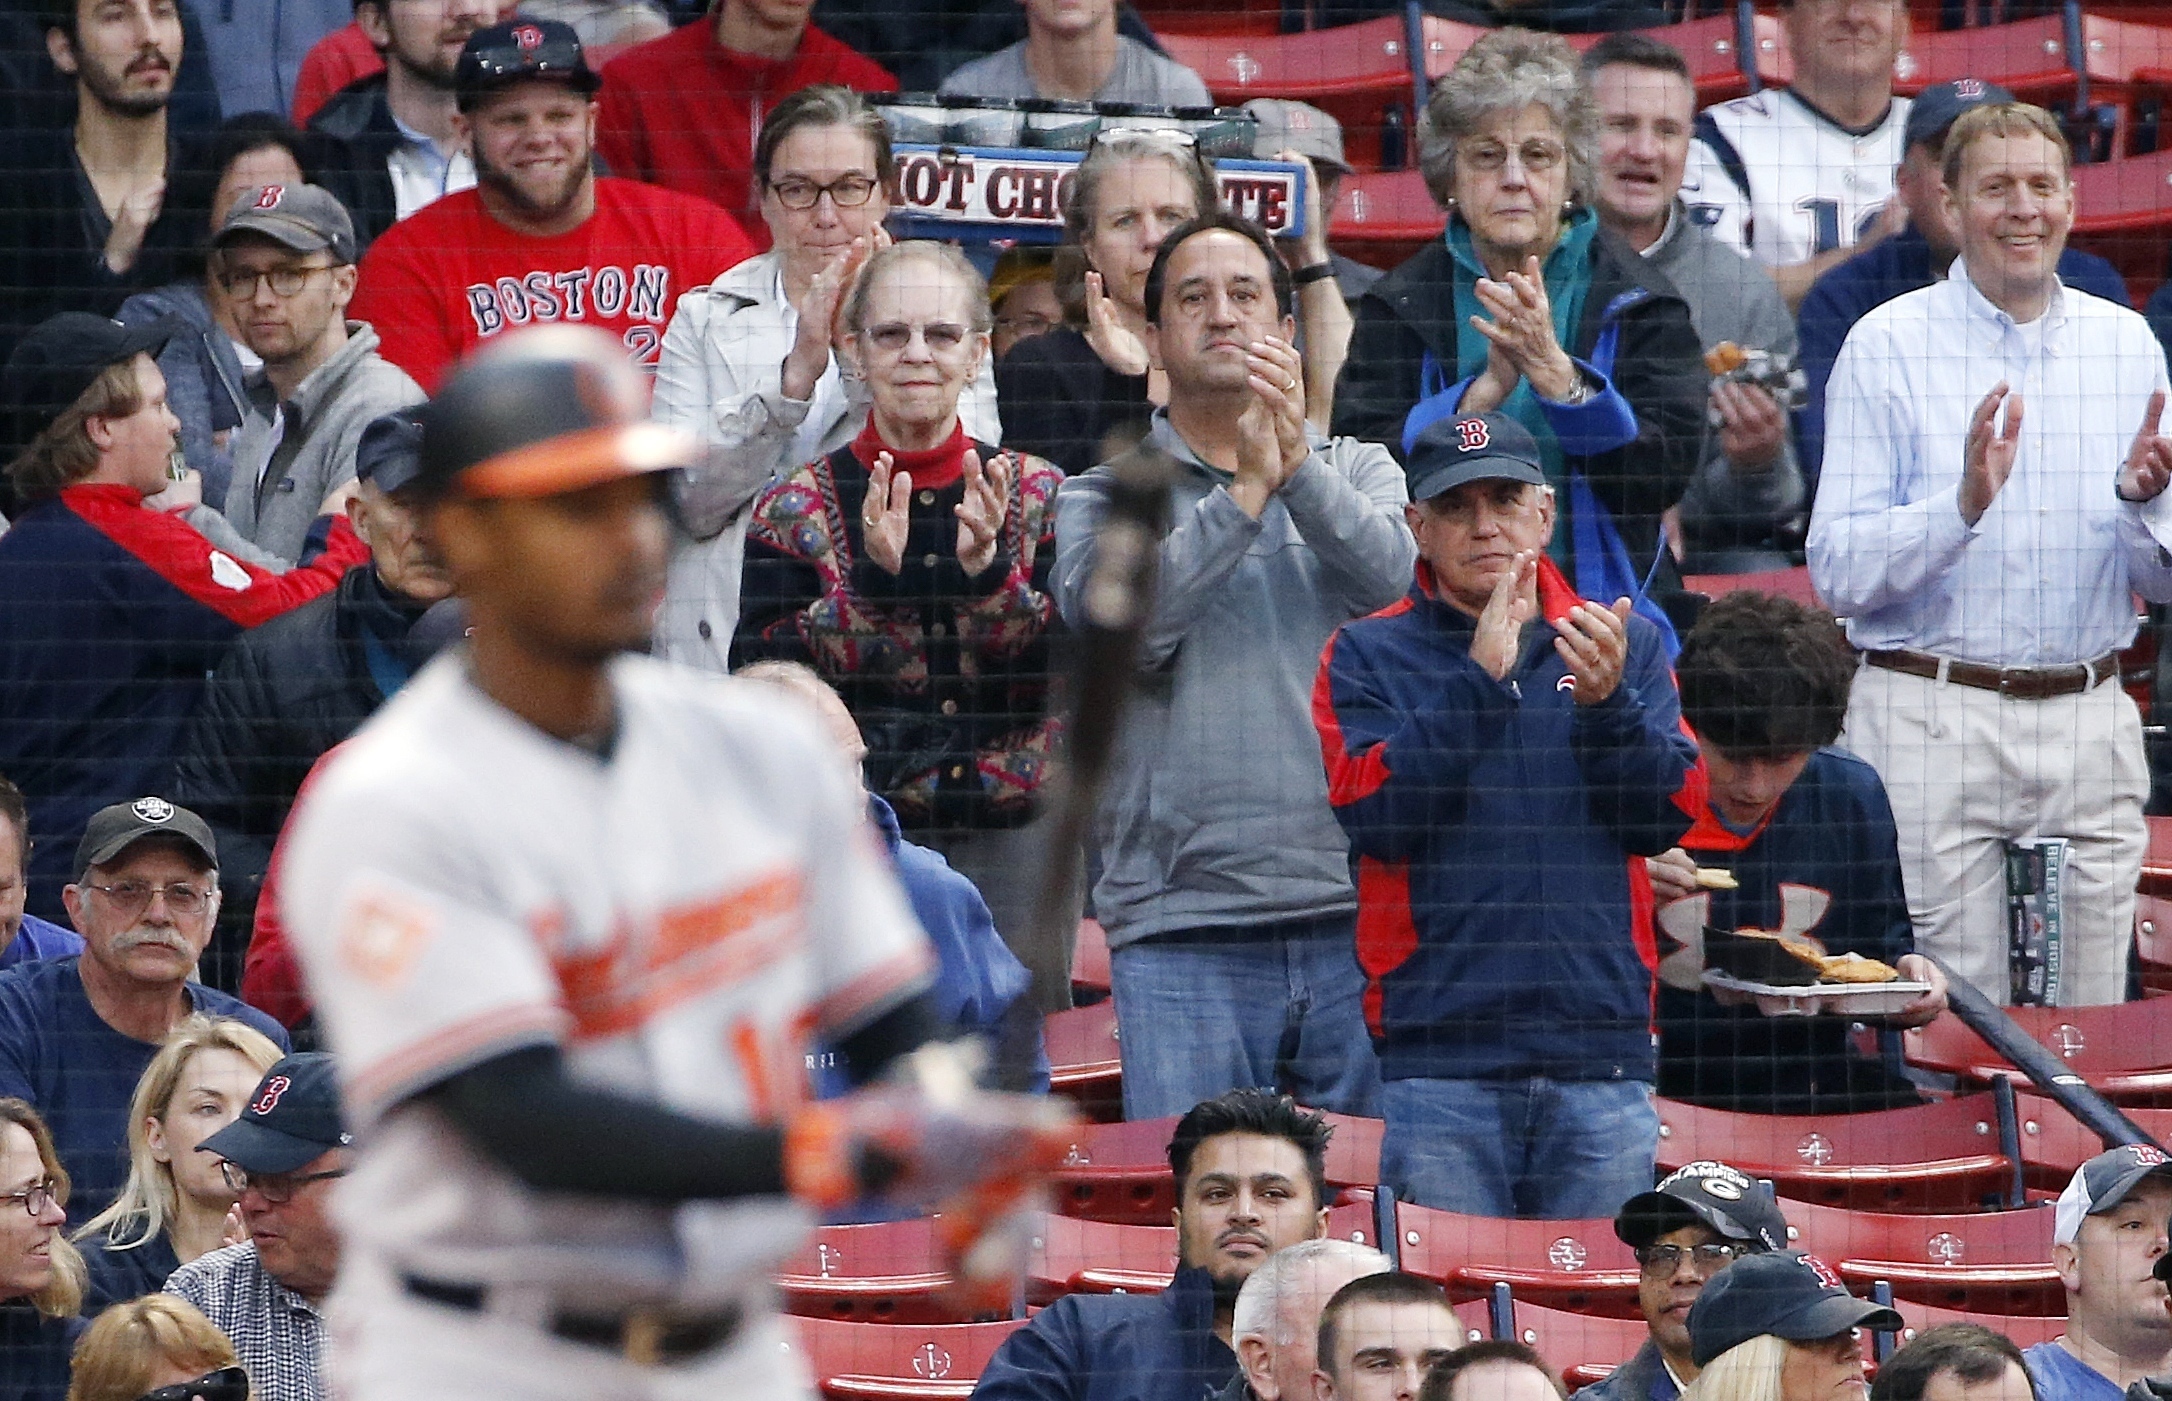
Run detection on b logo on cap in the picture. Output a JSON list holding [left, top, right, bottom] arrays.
[[1955, 78, 1986, 99], [2132, 1145, 2169, 1166], [512, 23, 545, 49], [1800, 1253, 1845, 1290], [251, 1075, 291, 1117], [131, 798, 174, 824], [254, 185, 283, 210], [1456, 418, 1491, 452]]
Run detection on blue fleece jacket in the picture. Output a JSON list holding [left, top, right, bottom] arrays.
[[969, 1264, 1235, 1401], [1312, 558, 1695, 1085]]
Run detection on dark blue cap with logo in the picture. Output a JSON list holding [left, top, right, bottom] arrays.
[[3, 312, 180, 444], [200, 1053, 351, 1176], [1687, 1250, 1903, 1367], [1903, 78, 2016, 152], [1405, 411, 1548, 504], [356, 407, 426, 495], [456, 19, 600, 106], [1616, 1160, 1790, 1253]]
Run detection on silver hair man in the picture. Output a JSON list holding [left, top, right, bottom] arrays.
[[1230, 1238, 1394, 1401]]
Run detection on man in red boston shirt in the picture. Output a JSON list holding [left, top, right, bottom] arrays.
[[595, 0, 895, 239], [350, 19, 757, 393]]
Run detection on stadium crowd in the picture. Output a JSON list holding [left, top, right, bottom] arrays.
[[0, 0, 2171, 1393]]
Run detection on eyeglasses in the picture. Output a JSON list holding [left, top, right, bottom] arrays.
[[767, 174, 880, 210], [82, 882, 210, 918], [994, 310, 1057, 339], [215, 263, 334, 299], [0, 1179, 56, 1219], [135, 1366, 250, 1401], [1460, 138, 1567, 174], [218, 1162, 346, 1204], [1635, 1242, 1746, 1277], [860, 321, 972, 354]]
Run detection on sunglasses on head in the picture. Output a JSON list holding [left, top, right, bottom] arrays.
[[135, 1365, 249, 1401]]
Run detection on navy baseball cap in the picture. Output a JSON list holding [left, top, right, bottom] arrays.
[[1903, 78, 2016, 152], [355, 407, 426, 495], [200, 1054, 351, 1176], [1405, 412, 1547, 504], [2057, 1143, 2172, 1246], [1617, 1161, 1790, 1253], [1687, 1250, 1902, 1367], [3, 312, 179, 442], [74, 797, 217, 881], [456, 19, 600, 107]]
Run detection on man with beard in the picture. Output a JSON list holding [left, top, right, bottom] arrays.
[[349, 19, 756, 393], [0, 798, 288, 1222], [0, 0, 205, 375], [304, 0, 514, 251], [974, 1090, 1335, 1400]]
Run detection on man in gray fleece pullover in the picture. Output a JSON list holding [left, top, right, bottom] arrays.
[[1052, 214, 1415, 1122], [215, 182, 422, 564]]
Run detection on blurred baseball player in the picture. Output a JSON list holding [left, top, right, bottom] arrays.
[[277, 324, 1069, 1399]]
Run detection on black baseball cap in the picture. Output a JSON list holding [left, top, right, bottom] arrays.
[[355, 407, 426, 495], [455, 19, 600, 107], [74, 798, 217, 881], [1405, 411, 1548, 504], [3, 312, 179, 442], [1687, 1250, 1903, 1367], [200, 1053, 351, 1175], [1903, 78, 2016, 153], [1617, 1161, 1790, 1253], [2059, 1143, 2172, 1246], [215, 182, 359, 266]]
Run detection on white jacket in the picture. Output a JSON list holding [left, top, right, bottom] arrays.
[[650, 250, 1003, 672]]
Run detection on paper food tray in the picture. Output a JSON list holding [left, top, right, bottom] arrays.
[[1702, 971, 1931, 1018]]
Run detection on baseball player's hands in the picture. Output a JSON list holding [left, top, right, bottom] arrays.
[[1555, 597, 1633, 705], [1960, 382, 2022, 527], [1469, 550, 1537, 682], [1082, 271, 1151, 378], [955, 449, 1011, 577], [862, 451, 912, 575], [1646, 848, 1700, 904], [1472, 256, 1579, 404], [2119, 389, 2172, 504], [1713, 380, 1788, 471]]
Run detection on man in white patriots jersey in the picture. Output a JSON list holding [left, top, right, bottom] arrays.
[[278, 324, 1069, 1400], [1681, 0, 1913, 310]]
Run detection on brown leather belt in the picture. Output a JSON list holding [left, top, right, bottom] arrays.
[[1864, 648, 2121, 701], [402, 1274, 744, 1366]]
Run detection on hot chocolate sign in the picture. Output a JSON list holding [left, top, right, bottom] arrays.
[[890, 144, 1308, 242]]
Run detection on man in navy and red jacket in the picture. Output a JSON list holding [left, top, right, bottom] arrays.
[[0, 312, 365, 928], [1645, 591, 1947, 1115], [1313, 410, 1696, 1221]]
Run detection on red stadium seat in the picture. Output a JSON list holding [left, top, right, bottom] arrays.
[[1025, 1201, 1378, 1304], [2143, 816, 2172, 899], [779, 1218, 968, 1324], [1904, 1003, 2172, 1106], [787, 1315, 1027, 1400], [1158, 19, 1431, 109], [1890, 17, 2079, 102], [1328, 169, 1445, 268], [1045, 1002, 1122, 1120], [2072, 149, 2172, 240], [1393, 1201, 1644, 1318], [1680, 567, 1820, 607], [1780, 1199, 2061, 1315], [1047, 1113, 1386, 1225], [2009, 1094, 2172, 1192], [1885, 1302, 2067, 1351], [1653, 1095, 2017, 1214], [1499, 1303, 1656, 1388], [2136, 896, 2172, 998], [1557, 16, 1764, 103], [1072, 918, 1111, 1003]]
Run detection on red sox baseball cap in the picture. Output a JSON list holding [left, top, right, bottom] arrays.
[[1405, 411, 1548, 504], [1686, 1250, 1903, 1367], [200, 1053, 351, 1176], [455, 19, 600, 107], [214, 182, 358, 266], [2058, 1143, 2172, 1246]]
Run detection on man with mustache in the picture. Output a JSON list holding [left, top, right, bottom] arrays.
[[0, 798, 288, 1223], [349, 18, 756, 393], [975, 1090, 1336, 1400], [304, 0, 514, 250]]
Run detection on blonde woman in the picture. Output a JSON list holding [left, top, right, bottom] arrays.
[[72, 1018, 282, 1313], [1682, 1252, 1903, 1401], [65, 1294, 244, 1401], [0, 1097, 88, 1401]]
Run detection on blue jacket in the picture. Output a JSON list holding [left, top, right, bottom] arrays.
[[1796, 228, 2132, 485], [0, 916, 82, 972], [970, 1265, 1236, 1401], [1313, 559, 1696, 1084]]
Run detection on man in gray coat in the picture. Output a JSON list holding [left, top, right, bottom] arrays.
[[1053, 213, 1414, 1121], [217, 183, 423, 565], [1583, 34, 1803, 573]]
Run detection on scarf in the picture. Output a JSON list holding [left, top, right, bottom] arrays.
[[851, 417, 972, 493]]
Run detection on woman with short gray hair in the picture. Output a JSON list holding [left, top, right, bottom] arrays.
[[1333, 28, 1706, 631]]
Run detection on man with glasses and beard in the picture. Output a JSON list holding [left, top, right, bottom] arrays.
[[0, 800, 287, 1222], [349, 18, 755, 393], [305, 0, 515, 250]]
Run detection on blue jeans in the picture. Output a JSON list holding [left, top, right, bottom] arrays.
[[1382, 1076, 1659, 1219], [1109, 916, 1382, 1120]]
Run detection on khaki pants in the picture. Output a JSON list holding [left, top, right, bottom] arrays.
[[1841, 662, 2146, 1006]]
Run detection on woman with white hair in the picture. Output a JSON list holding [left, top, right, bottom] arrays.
[[1332, 27, 1706, 633]]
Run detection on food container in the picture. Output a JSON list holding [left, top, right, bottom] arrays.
[[1703, 972, 1933, 1019], [947, 96, 1024, 148], [1702, 926, 1823, 986], [874, 92, 950, 146], [1176, 105, 1260, 158], [1018, 99, 1101, 150], [1096, 102, 1181, 134]]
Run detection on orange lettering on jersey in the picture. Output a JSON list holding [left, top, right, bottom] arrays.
[[338, 886, 437, 987], [552, 870, 808, 1040]]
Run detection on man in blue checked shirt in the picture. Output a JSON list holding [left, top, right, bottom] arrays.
[[1808, 100, 2172, 1007]]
